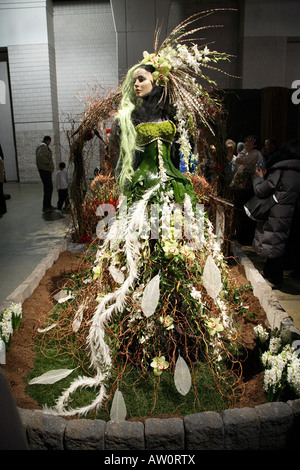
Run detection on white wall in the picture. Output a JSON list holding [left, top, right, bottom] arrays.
[[0, 0, 49, 46], [0, 0, 118, 182], [53, 0, 118, 120], [53, 0, 118, 176], [0, 60, 18, 181], [8, 43, 58, 181]]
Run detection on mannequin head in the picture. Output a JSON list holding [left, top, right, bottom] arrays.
[[116, 63, 163, 190], [133, 67, 154, 98]]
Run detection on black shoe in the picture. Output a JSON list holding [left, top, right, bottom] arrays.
[[263, 266, 270, 279], [263, 270, 282, 288], [268, 277, 282, 289], [43, 207, 52, 213], [290, 270, 300, 279], [271, 283, 282, 290]]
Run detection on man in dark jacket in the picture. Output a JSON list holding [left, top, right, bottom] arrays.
[[252, 140, 300, 287], [36, 135, 54, 213]]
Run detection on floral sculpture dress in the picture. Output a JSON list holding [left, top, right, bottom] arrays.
[[35, 12, 252, 417], [47, 120, 239, 417]]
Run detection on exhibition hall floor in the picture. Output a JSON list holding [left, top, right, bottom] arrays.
[[0, 182, 71, 305]]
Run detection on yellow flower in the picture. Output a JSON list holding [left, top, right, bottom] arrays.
[[162, 225, 181, 242], [159, 315, 174, 330], [205, 317, 224, 336], [179, 245, 195, 261], [163, 241, 179, 258], [141, 51, 157, 65], [141, 51, 172, 85], [150, 356, 169, 376]]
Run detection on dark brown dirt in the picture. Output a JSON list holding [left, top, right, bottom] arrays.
[[1, 250, 268, 413]]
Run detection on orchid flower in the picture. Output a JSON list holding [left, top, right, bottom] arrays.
[[150, 356, 169, 376]]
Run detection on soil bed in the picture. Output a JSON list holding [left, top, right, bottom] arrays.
[[2, 249, 268, 414]]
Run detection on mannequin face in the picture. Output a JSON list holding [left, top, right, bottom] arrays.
[[133, 67, 154, 97]]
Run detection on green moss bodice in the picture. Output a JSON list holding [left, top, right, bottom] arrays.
[[128, 121, 194, 203], [136, 121, 175, 146]]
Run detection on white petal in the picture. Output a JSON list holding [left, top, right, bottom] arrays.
[[141, 274, 160, 318], [53, 290, 74, 303], [37, 323, 57, 333], [202, 255, 222, 301], [109, 266, 125, 284], [72, 303, 85, 332], [28, 368, 76, 385], [110, 389, 127, 421], [174, 355, 191, 396]]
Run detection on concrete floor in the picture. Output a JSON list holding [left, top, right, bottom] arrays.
[[243, 246, 300, 331], [0, 182, 299, 332], [0, 182, 71, 305]]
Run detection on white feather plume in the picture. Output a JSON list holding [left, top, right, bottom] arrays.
[[46, 183, 160, 416]]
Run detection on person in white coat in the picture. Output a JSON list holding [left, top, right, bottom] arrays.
[[56, 161, 69, 211]]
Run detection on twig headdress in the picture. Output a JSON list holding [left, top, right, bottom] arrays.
[[116, 9, 234, 190]]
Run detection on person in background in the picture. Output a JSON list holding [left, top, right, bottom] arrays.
[[56, 161, 69, 211], [203, 144, 217, 183], [285, 196, 300, 278], [235, 135, 263, 174], [224, 139, 237, 186], [262, 137, 280, 168], [236, 141, 245, 158], [230, 135, 263, 244], [0, 150, 7, 217], [252, 139, 300, 287], [36, 136, 54, 213]]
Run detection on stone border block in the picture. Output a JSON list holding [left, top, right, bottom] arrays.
[[25, 410, 67, 450], [31, 263, 47, 279], [254, 402, 294, 449], [287, 398, 300, 447], [184, 411, 224, 450], [145, 417, 184, 450], [221, 407, 260, 450], [0, 235, 72, 309], [64, 418, 106, 450], [6, 281, 33, 304], [105, 420, 145, 450]]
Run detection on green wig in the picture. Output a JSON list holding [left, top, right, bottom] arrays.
[[115, 64, 142, 192]]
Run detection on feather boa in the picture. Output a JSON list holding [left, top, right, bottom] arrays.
[[47, 183, 161, 416]]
